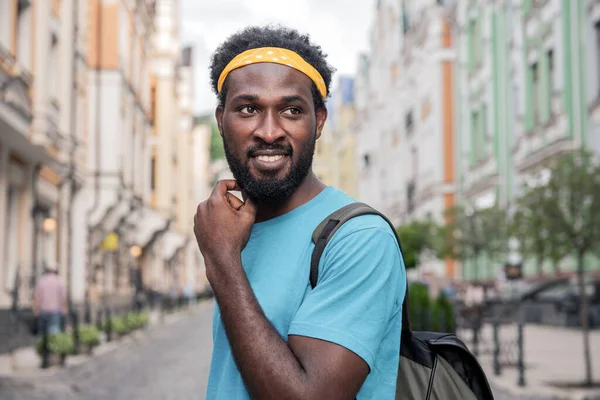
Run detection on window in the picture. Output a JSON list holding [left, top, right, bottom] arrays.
[[481, 103, 488, 145], [48, 34, 58, 100], [595, 21, 600, 98], [16, 0, 31, 69], [470, 110, 480, 165], [150, 157, 156, 190], [405, 111, 414, 134], [531, 62, 539, 125], [411, 146, 418, 179], [546, 49, 554, 119], [0, 1, 10, 50], [468, 19, 476, 71]]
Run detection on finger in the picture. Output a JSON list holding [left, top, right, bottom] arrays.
[[226, 192, 244, 210], [215, 179, 242, 196]]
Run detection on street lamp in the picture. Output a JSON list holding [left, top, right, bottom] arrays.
[[130, 245, 142, 258], [43, 217, 57, 233]]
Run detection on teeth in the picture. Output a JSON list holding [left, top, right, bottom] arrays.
[[257, 155, 284, 162]]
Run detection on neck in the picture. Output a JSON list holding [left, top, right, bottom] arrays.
[[254, 171, 326, 223]]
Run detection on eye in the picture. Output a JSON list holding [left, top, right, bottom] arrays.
[[239, 106, 258, 115], [283, 107, 302, 116]]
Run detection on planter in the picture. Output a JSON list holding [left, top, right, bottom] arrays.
[[76, 343, 96, 355], [41, 353, 67, 368]]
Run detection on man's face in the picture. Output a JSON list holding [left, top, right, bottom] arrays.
[[216, 63, 327, 204]]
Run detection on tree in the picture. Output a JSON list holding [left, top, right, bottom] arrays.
[[512, 186, 569, 277], [195, 113, 225, 161], [437, 204, 510, 281], [534, 150, 600, 386], [209, 123, 225, 161], [396, 220, 438, 269]]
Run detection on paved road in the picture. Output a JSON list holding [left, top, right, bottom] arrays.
[[0, 301, 215, 400], [0, 299, 533, 400]]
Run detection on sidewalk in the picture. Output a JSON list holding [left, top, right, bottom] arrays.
[[460, 323, 600, 400], [0, 300, 211, 379]]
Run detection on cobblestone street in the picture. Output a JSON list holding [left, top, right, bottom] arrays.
[[0, 300, 543, 400], [0, 301, 214, 400]]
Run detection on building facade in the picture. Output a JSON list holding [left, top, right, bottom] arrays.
[[0, 0, 202, 353], [147, 0, 201, 297], [455, 0, 600, 279], [356, 0, 457, 279], [0, 0, 89, 350]]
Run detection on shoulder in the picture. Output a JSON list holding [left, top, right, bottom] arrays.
[[329, 211, 399, 251], [322, 211, 403, 269]]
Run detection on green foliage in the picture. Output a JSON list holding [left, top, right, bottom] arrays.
[[195, 113, 224, 162], [209, 123, 224, 161], [102, 312, 149, 335], [408, 283, 431, 331], [112, 316, 130, 335], [126, 312, 149, 330], [431, 293, 456, 333], [407, 284, 457, 332], [77, 325, 100, 346], [437, 204, 510, 280], [36, 333, 75, 355], [396, 220, 438, 269]]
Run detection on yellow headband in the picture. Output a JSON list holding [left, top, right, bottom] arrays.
[[217, 47, 327, 99]]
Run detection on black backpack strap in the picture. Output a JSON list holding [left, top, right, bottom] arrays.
[[310, 202, 411, 332]]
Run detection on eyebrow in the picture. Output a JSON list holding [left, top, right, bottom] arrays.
[[231, 94, 259, 102], [230, 94, 310, 106], [280, 95, 309, 106]]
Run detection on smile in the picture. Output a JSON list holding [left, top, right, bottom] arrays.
[[250, 154, 289, 172], [256, 155, 284, 163]]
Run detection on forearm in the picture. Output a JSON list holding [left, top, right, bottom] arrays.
[[210, 258, 310, 400]]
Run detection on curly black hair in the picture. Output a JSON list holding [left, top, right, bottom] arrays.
[[209, 25, 336, 111]]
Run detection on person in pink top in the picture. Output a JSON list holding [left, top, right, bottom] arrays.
[[33, 263, 67, 335]]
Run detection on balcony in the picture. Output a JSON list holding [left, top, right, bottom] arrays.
[[0, 44, 33, 127]]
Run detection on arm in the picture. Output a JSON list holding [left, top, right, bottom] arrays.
[[210, 255, 369, 400]]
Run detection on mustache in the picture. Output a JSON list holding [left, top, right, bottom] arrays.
[[246, 144, 293, 157]]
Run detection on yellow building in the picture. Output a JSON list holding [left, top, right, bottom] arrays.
[[148, 0, 199, 296], [314, 76, 358, 198]]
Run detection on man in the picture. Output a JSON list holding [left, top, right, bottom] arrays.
[[194, 25, 406, 400], [33, 263, 67, 335]]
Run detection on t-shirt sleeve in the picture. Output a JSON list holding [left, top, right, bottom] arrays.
[[288, 223, 406, 370]]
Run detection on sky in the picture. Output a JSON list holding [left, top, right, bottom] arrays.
[[180, 0, 376, 116]]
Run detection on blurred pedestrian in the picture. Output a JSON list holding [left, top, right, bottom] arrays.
[[33, 263, 67, 335]]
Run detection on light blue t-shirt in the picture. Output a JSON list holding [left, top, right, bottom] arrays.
[[206, 186, 406, 400]]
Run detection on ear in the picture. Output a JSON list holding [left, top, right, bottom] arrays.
[[215, 106, 224, 138], [315, 107, 327, 140]]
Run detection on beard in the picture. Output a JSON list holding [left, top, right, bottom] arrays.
[[223, 133, 316, 205]]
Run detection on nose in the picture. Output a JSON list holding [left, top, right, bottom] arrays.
[[253, 110, 285, 144]]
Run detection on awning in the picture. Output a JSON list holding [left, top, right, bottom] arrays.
[[162, 230, 186, 261], [134, 207, 168, 248]]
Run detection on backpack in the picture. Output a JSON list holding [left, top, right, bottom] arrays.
[[310, 202, 495, 400]]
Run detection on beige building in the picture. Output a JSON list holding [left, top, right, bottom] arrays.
[[314, 76, 358, 198], [80, 0, 158, 315], [0, 0, 88, 328], [147, 0, 200, 296]]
